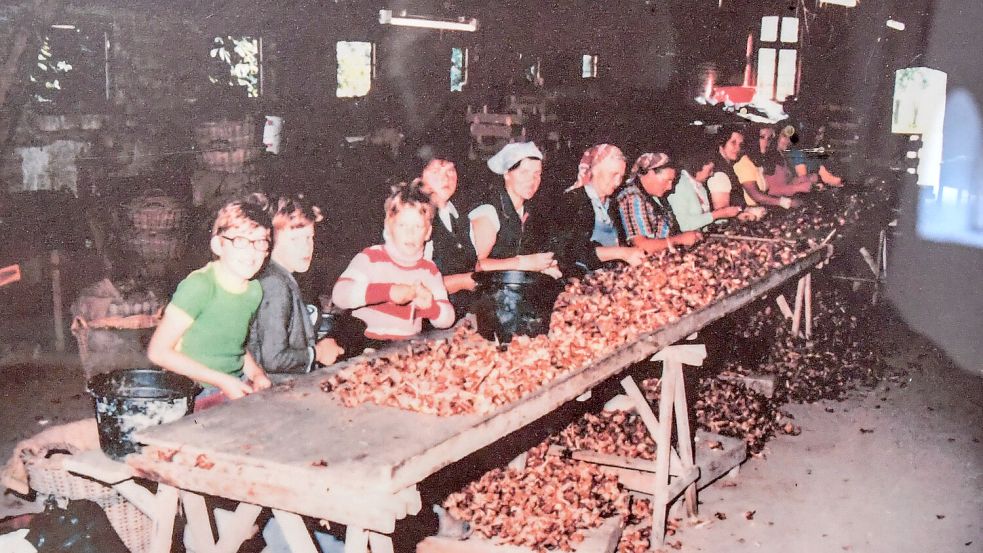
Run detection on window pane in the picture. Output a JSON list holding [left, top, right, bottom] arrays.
[[757, 48, 776, 99], [760, 16, 779, 42], [30, 25, 109, 110], [780, 17, 799, 43], [582, 54, 597, 78], [451, 47, 467, 92], [776, 48, 798, 100], [208, 36, 261, 98], [336, 41, 373, 98]]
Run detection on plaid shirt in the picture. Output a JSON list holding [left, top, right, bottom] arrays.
[[616, 182, 676, 242]]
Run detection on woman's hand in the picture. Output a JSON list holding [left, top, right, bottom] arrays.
[[217, 374, 253, 400], [541, 265, 563, 279], [712, 206, 742, 220], [620, 247, 647, 266], [517, 252, 555, 272], [675, 231, 703, 247]]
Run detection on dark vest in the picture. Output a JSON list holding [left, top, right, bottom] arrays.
[[430, 205, 477, 276], [489, 188, 528, 259], [715, 152, 746, 208]]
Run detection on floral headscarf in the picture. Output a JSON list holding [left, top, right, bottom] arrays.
[[629, 152, 670, 181], [570, 144, 625, 191]]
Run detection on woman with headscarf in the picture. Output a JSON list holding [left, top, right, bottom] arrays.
[[468, 141, 559, 276], [549, 144, 646, 275], [615, 152, 704, 254]]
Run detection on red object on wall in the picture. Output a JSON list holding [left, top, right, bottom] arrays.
[[712, 85, 757, 105]]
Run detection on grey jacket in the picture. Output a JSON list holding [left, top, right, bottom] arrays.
[[248, 261, 315, 374]]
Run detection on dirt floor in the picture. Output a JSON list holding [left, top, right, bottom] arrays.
[[0, 310, 980, 552]]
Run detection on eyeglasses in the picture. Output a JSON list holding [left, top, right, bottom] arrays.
[[221, 235, 270, 252]]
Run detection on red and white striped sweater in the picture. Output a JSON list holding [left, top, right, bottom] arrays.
[[332, 244, 455, 340]]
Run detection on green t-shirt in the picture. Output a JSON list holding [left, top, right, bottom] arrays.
[[170, 262, 262, 377]]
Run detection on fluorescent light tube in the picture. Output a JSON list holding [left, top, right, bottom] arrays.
[[379, 10, 478, 32]]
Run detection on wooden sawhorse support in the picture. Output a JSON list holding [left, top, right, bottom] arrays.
[[775, 272, 813, 339], [63, 450, 396, 553], [619, 342, 706, 548]]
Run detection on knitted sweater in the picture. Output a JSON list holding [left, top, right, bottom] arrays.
[[332, 244, 454, 340]]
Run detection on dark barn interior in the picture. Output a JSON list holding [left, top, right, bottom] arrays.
[[0, 0, 980, 552]]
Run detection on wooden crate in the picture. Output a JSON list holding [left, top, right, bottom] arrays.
[[417, 517, 622, 553]]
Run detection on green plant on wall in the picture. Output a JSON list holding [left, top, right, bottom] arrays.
[[209, 36, 260, 98], [29, 25, 108, 111]]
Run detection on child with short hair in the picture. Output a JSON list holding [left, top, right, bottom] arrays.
[[332, 182, 455, 342], [147, 194, 272, 408], [248, 194, 344, 373]]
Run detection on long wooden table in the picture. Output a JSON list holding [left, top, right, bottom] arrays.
[[128, 245, 832, 551]]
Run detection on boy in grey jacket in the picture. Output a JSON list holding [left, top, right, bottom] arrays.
[[248, 195, 343, 373]]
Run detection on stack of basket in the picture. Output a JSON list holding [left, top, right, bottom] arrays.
[[121, 189, 187, 278], [191, 117, 264, 211], [70, 278, 161, 380]]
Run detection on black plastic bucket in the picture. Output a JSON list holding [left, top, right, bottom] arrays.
[[472, 270, 563, 343], [87, 368, 197, 460]]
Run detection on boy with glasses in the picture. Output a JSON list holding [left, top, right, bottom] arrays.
[[148, 194, 273, 410]]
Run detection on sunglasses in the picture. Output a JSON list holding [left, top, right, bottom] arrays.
[[221, 235, 270, 252]]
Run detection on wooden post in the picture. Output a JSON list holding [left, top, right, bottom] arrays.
[[368, 532, 395, 553], [791, 276, 805, 338], [181, 491, 217, 552], [148, 484, 179, 553], [649, 365, 676, 547], [344, 526, 370, 553], [51, 250, 64, 352], [620, 377, 683, 472], [215, 502, 263, 553], [273, 509, 319, 553], [804, 273, 813, 340], [671, 363, 697, 518]]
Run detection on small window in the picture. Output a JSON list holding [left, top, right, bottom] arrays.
[[780, 17, 799, 43], [451, 47, 468, 92], [757, 48, 777, 97], [582, 54, 598, 78], [775, 49, 798, 100], [336, 41, 374, 98], [208, 36, 262, 98], [30, 24, 109, 111], [760, 16, 779, 42]]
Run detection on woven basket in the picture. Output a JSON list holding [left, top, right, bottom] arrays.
[[194, 119, 255, 149], [124, 190, 186, 233], [25, 446, 152, 553], [125, 231, 184, 262], [71, 314, 160, 379], [199, 147, 261, 173]]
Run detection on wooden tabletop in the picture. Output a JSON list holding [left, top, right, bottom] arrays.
[[130, 246, 830, 528]]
